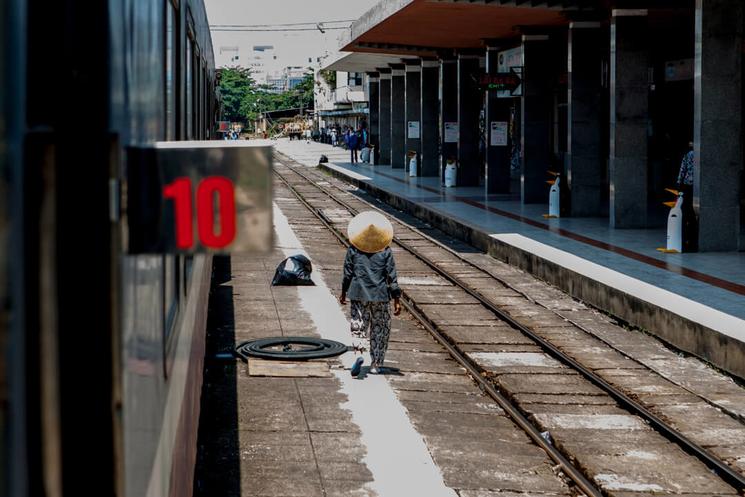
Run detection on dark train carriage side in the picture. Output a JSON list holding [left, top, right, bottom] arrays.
[[1, 0, 219, 496]]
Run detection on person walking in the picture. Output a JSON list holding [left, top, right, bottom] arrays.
[[347, 127, 359, 163], [339, 211, 402, 376], [676, 141, 698, 252]]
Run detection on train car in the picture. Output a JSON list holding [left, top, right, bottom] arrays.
[[1, 1, 219, 496]]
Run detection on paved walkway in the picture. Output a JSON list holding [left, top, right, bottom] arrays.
[[274, 139, 745, 324]]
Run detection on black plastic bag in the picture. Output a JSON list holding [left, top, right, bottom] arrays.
[[271, 254, 315, 286], [319, 154, 328, 164]]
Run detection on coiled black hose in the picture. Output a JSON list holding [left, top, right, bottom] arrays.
[[235, 336, 348, 361]]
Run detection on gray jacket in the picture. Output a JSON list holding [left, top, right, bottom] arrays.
[[342, 246, 401, 302]]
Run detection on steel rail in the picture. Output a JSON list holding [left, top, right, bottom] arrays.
[[273, 159, 745, 493], [273, 166, 603, 497]]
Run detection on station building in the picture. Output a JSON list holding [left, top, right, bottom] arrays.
[[323, 0, 744, 252]]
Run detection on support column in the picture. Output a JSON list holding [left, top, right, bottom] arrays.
[[440, 58, 457, 184], [420, 60, 440, 177], [609, 10, 649, 227], [404, 60, 421, 176], [521, 35, 553, 203], [390, 64, 406, 169], [457, 53, 481, 187], [366, 72, 380, 164], [567, 22, 605, 216], [485, 46, 511, 194], [378, 68, 391, 165], [694, 0, 743, 251]]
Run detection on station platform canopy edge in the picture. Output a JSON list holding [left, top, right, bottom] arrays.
[[342, 0, 597, 59]]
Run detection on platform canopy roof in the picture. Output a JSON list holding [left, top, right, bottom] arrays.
[[345, 0, 597, 55], [321, 0, 600, 71], [323, 52, 406, 73]]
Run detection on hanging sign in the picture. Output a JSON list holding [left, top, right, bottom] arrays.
[[126, 141, 273, 254], [444, 122, 459, 143], [478, 69, 522, 94], [490, 121, 508, 146], [407, 121, 420, 139], [497, 46, 523, 98]]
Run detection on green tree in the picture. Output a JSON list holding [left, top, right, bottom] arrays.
[[219, 67, 315, 125], [218, 67, 255, 122]]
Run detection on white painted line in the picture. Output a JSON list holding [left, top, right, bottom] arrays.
[[490, 233, 745, 344], [533, 413, 647, 431], [273, 203, 457, 497], [468, 351, 562, 368]]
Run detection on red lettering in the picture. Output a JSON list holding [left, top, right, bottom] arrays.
[[196, 176, 236, 248], [163, 177, 194, 249]]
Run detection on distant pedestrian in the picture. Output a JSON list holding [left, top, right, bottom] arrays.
[[361, 127, 368, 148], [676, 141, 698, 252], [340, 211, 402, 376], [331, 128, 338, 147], [347, 129, 359, 163], [677, 142, 694, 188]]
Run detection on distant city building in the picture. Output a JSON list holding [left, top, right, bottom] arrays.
[[264, 66, 310, 93], [313, 53, 368, 130]]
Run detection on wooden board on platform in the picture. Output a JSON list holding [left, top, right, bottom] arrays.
[[247, 358, 332, 377]]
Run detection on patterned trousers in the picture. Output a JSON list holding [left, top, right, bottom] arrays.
[[350, 300, 391, 367]]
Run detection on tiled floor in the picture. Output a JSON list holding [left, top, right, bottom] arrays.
[[274, 139, 745, 321]]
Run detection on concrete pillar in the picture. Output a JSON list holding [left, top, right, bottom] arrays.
[[609, 10, 649, 228], [485, 46, 511, 194], [404, 60, 421, 176], [440, 58, 458, 184], [378, 68, 391, 165], [521, 35, 553, 203], [694, 0, 743, 251], [366, 72, 380, 164], [457, 54, 482, 187], [567, 22, 605, 216], [390, 64, 406, 169], [420, 60, 440, 177]]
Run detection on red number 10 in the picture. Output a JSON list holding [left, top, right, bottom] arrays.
[[163, 176, 237, 249]]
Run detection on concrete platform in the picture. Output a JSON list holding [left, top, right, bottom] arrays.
[[193, 180, 572, 496], [274, 139, 745, 381]]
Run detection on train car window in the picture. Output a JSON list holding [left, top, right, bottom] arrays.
[[198, 65, 204, 139], [202, 66, 208, 138], [185, 38, 193, 139], [196, 58, 203, 139], [192, 46, 201, 139], [164, 1, 177, 140]]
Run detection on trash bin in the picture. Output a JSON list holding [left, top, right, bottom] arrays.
[[444, 159, 457, 187], [407, 150, 418, 177]]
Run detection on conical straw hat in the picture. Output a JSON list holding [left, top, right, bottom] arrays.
[[347, 211, 394, 253]]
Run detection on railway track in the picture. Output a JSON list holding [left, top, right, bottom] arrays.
[[273, 155, 745, 495]]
